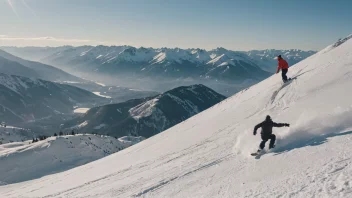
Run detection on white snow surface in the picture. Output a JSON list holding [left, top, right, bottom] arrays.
[[77, 121, 88, 128], [0, 126, 32, 144], [118, 136, 146, 146], [0, 73, 45, 95], [94, 81, 106, 87], [1, 35, 352, 197], [129, 98, 159, 120], [73, 108, 90, 114], [0, 134, 142, 185], [93, 92, 112, 98]]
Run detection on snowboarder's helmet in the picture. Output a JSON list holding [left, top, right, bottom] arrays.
[[265, 115, 271, 121], [277, 55, 282, 59]]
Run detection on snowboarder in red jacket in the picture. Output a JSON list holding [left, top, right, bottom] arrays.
[[253, 115, 289, 152], [276, 55, 289, 83]]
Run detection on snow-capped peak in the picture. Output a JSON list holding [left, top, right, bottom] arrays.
[[207, 54, 233, 66]]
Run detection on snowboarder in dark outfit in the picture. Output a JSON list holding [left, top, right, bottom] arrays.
[[253, 115, 289, 153], [276, 55, 289, 83]]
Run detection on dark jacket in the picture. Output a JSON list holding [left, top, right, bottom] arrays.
[[254, 119, 288, 136]]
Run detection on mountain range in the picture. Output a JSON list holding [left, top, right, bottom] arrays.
[[40, 46, 270, 82], [1, 46, 315, 95], [1, 46, 315, 75], [0, 72, 104, 125], [63, 84, 226, 138]]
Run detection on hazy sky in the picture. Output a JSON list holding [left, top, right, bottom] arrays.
[[0, 0, 351, 50]]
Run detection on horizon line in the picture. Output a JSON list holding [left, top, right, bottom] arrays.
[[0, 45, 318, 52]]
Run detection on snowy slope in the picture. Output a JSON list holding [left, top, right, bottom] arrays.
[[0, 125, 33, 144], [0, 134, 144, 185], [0, 34, 352, 197]]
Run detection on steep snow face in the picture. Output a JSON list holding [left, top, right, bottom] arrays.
[[106, 47, 158, 64], [0, 134, 143, 185], [150, 48, 200, 64], [129, 98, 160, 120], [1, 35, 352, 198], [206, 54, 233, 66], [190, 48, 212, 63]]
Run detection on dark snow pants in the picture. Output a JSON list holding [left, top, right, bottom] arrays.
[[281, 69, 288, 82], [259, 134, 276, 149]]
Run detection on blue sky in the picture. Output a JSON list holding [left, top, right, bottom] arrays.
[[0, 0, 351, 50]]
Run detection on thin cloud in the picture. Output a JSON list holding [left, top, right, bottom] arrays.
[[0, 35, 92, 43]]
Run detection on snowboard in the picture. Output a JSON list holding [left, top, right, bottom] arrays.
[[251, 150, 266, 159], [286, 78, 292, 82], [250, 150, 264, 156]]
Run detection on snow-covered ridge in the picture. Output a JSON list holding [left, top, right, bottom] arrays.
[[0, 72, 47, 95], [0, 72, 102, 124], [63, 84, 225, 140], [128, 84, 225, 123], [0, 134, 143, 185]]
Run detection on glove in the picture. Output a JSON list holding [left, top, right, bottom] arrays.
[[285, 123, 290, 127], [253, 131, 257, 135]]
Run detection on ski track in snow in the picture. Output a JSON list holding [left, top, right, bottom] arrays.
[[1, 36, 352, 197]]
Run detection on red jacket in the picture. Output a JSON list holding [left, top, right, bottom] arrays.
[[277, 59, 289, 73]]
